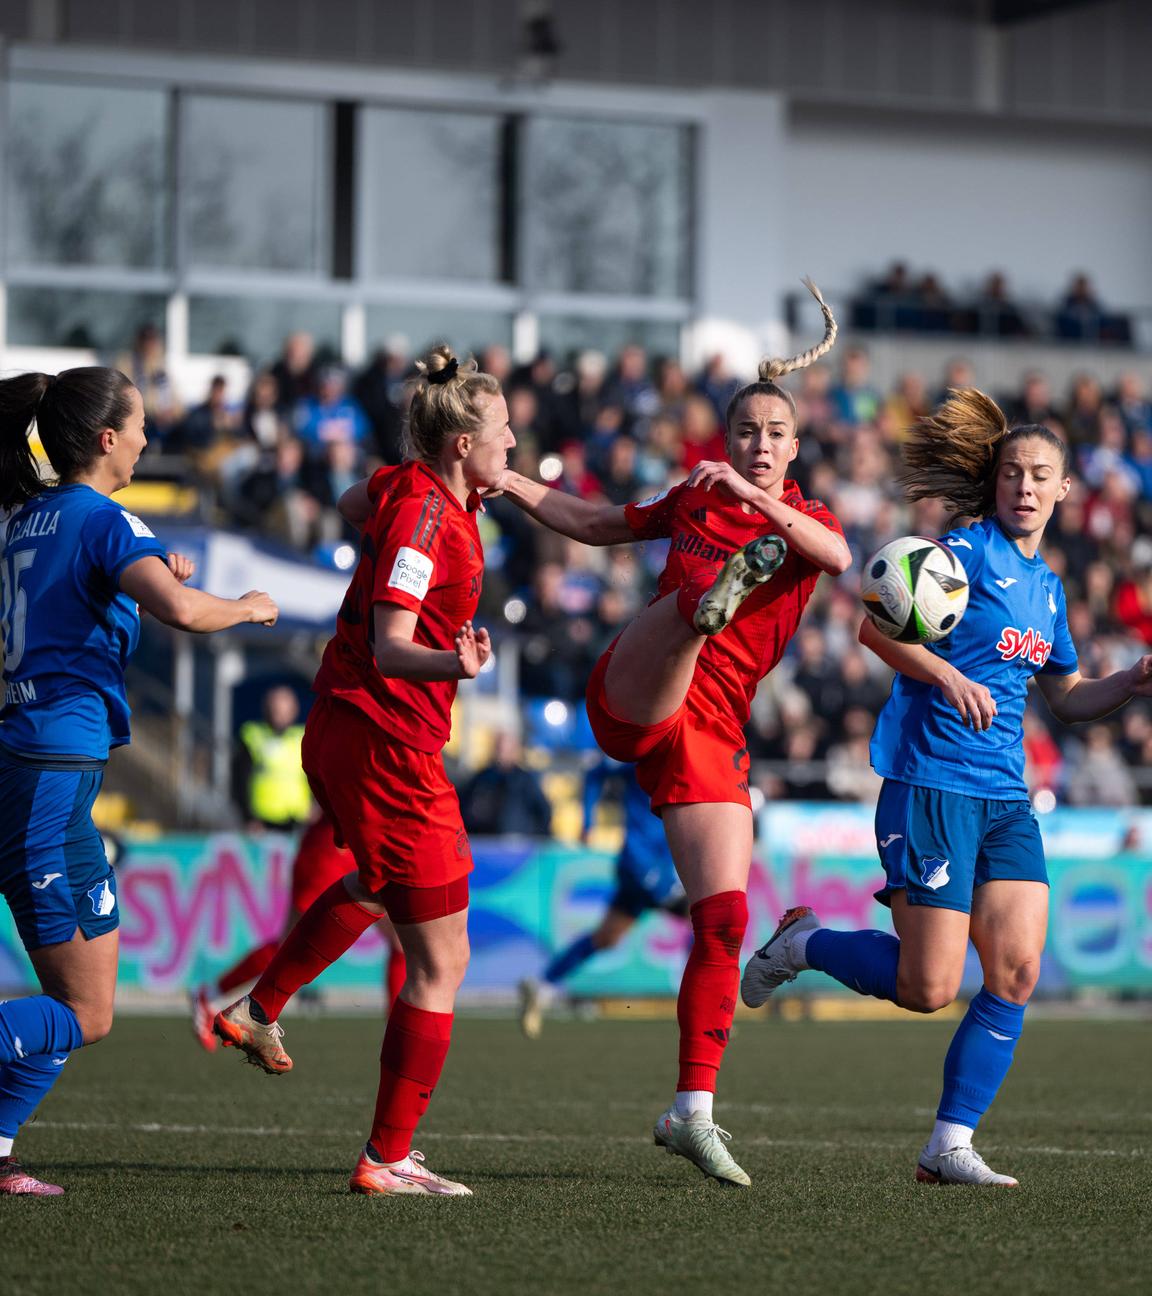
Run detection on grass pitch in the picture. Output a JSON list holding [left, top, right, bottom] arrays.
[[5, 1014, 1150, 1296]]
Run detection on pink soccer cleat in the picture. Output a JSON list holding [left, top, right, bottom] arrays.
[[349, 1147, 472, 1197], [191, 988, 218, 1053], [0, 1157, 64, 1196]]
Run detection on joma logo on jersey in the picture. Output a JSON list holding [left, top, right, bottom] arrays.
[[996, 626, 1053, 667]]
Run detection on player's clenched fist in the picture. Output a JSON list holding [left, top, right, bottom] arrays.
[[454, 620, 491, 678]]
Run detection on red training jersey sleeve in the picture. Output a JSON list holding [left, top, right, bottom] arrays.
[[312, 462, 484, 753], [629, 478, 843, 726]]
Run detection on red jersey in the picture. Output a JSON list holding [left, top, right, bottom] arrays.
[[625, 478, 843, 726], [313, 462, 483, 753]]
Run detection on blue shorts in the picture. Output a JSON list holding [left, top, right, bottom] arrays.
[[610, 844, 688, 920], [873, 779, 1048, 915], [0, 757, 117, 951]]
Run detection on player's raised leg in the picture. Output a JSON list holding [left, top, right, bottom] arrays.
[[652, 802, 753, 1188]]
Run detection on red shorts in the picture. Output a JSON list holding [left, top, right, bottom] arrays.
[[585, 648, 752, 812], [302, 695, 473, 892]]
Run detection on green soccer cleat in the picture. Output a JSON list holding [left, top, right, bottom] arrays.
[[693, 535, 788, 636], [653, 1108, 751, 1188]]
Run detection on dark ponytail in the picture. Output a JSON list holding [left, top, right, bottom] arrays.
[[0, 366, 136, 510]]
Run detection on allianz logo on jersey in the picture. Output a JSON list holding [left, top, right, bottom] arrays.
[[996, 626, 1053, 667]]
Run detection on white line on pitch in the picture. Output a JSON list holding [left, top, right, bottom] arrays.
[[33, 1120, 1146, 1159]]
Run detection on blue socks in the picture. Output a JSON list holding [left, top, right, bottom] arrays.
[[543, 934, 598, 985], [0, 1053, 70, 1140], [0, 995, 83, 1063], [806, 929, 900, 1003], [937, 987, 1026, 1127]]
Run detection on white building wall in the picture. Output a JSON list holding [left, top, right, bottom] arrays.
[[784, 110, 1152, 309]]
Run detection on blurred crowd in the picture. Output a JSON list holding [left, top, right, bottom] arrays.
[[850, 264, 1132, 344], [129, 324, 1152, 809]]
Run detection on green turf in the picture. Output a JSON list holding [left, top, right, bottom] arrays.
[[5, 1016, 1150, 1295]]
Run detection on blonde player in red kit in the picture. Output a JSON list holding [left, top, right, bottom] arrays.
[[497, 283, 850, 1187], [215, 346, 514, 1198]]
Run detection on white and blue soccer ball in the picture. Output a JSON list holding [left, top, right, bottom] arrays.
[[861, 536, 969, 644]]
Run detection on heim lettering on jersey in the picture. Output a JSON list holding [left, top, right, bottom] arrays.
[[996, 626, 1053, 667], [4, 679, 37, 705]]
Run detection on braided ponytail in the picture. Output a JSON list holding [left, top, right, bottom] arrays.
[[726, 278, 838, 432]]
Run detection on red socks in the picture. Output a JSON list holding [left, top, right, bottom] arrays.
[[249, 880, 379, 1022], [216, 940, 278, 996], [676, 890, 748, 1092], [385, 946, 407, 1012], [370, 998, 453, 1163], [675, 570, 715, 631]]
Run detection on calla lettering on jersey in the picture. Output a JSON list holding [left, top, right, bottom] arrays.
[[996, 626, 1053, 667], [7, 510, 59, 542]]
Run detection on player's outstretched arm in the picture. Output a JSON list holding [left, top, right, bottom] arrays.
[[120, 556, 278, 632], [859, 616, 997, 730], [494, 470, 634, 546], [373, 604, 489, 680], [1036, 655, 1152, 724]]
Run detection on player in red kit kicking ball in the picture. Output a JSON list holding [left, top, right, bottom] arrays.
[[497, 282, 849, 1187], [191, 813, 406, 1050], [214, 346, 514, 1197]]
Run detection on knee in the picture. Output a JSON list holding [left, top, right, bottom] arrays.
[[897, 978, 960, 1015], [76, 1006, 114, 1045], [986, 955, 1041, 1005], [691, 891, 749, 956], [407, 942, 470, 994]]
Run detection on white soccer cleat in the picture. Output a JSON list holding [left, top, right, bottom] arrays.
[[740, 905, 820, 1007], [916, 1144, 1019, 1187], [349, 1147, 473, 1197], [693, 535, 788, 636], [214, 996, 293, 1074], [653, 1108, 751, 1188], [519, 978, 544, 1041]]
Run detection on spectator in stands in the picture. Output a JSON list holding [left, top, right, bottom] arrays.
[[826, 706, 882, 804], [830, 348, 881, 427], [552, 349, 608, 445], [1080, 407, 1139, 492], [694, 353, 741, 423], [935, 357, 975, 406], [679, 393, 726, 470], [170, 374, 238, 454], [1056, 272, 1103, 341], [881, 372, 930, 441], [478, 343, 512, 389], [353, 346, 408, 465], [975, 270, 1028, 337], [295, 366, 369, 457], [233, 685, 311, 832], [1007, 371, 1057, 427], [1126, 428, 1152, 500], [653, 356, 690, 424], [603, 343, 658, 425], [1022, 708, 1063, 799], [598, 433, 645, 506], [1115, 372, 1152, 436], [1063, 372, 1105, 448], [233, 435, 323, 549], [243, 372, 286, 450], [458, 732, 553, 838], [518, 561, 600, 700], [270, 331, 320, 416], [116, 323, 183, 441], [1113, 563, 1152, 646], [551, 439, 602, 500], [1065, 727, 1137, 808], [914, 272, 954, 332]]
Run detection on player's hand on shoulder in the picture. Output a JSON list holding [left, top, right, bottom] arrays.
[[240, 590, 279, 626], [1128, 654, 1152, 697], [939, 667, 997, 730], [454, 620, 491, 678], [166, 552, 195, 584]]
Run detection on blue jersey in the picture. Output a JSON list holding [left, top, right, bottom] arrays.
[[583, 759, 680, 902], [870, 517, 1077, 800], [0, 484, 167, 763]]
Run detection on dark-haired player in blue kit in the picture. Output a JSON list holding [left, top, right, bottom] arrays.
[[0, 367, 278, 1195], [740, 389, 1152, 1187], [519, 759, 687, 1039]]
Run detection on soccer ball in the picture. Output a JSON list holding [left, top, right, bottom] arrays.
[[861, 536, 969, 644]]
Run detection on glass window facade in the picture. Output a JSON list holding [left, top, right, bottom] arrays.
[[181, 95, 328, 274], [522, 116, 691, 299], [360, 108, 504, 283], [6, 286, 168, 352], [188, 296, 343, 366], [364, 305, 513, 359], [6, 80, 169, 269]]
